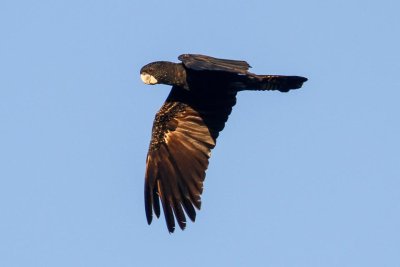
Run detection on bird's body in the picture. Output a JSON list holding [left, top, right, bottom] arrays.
[[140, 54, 307, 232]]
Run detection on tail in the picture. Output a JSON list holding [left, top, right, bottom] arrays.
[[243, 75, 308, 92]]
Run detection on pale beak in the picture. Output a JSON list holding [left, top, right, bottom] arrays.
[[141, 73, 158, 85]]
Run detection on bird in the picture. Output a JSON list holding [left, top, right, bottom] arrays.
[[140, 54, 307, 233]]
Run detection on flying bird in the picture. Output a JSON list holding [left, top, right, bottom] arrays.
[[140, 54, 307, 233]]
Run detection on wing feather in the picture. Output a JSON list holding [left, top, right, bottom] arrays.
[[144, 86, 236, 232], [179, 54, 251, 74]]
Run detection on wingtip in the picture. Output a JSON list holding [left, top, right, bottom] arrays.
[[167, 224, 176, 233], [146, 211, 153, 225], [145, 187, 154, 225]]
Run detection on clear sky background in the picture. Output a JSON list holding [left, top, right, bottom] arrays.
[[1, 0, 399, 266]]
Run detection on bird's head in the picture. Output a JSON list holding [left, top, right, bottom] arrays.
[[140, 61, 177, 86]]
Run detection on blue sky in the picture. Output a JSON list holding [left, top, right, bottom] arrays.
[[1, 0, 399, 266]]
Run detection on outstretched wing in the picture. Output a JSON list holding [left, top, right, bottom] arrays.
[[178, 54, 251, 74], [145, 86, 237, 232]]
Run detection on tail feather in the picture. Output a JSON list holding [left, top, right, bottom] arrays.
[[245, 75, 308, 92]]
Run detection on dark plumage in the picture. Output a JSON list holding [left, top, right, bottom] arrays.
[[140, 54, 307, 233]]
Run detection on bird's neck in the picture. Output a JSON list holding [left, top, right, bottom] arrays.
[[169, 63, 188, 89]]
